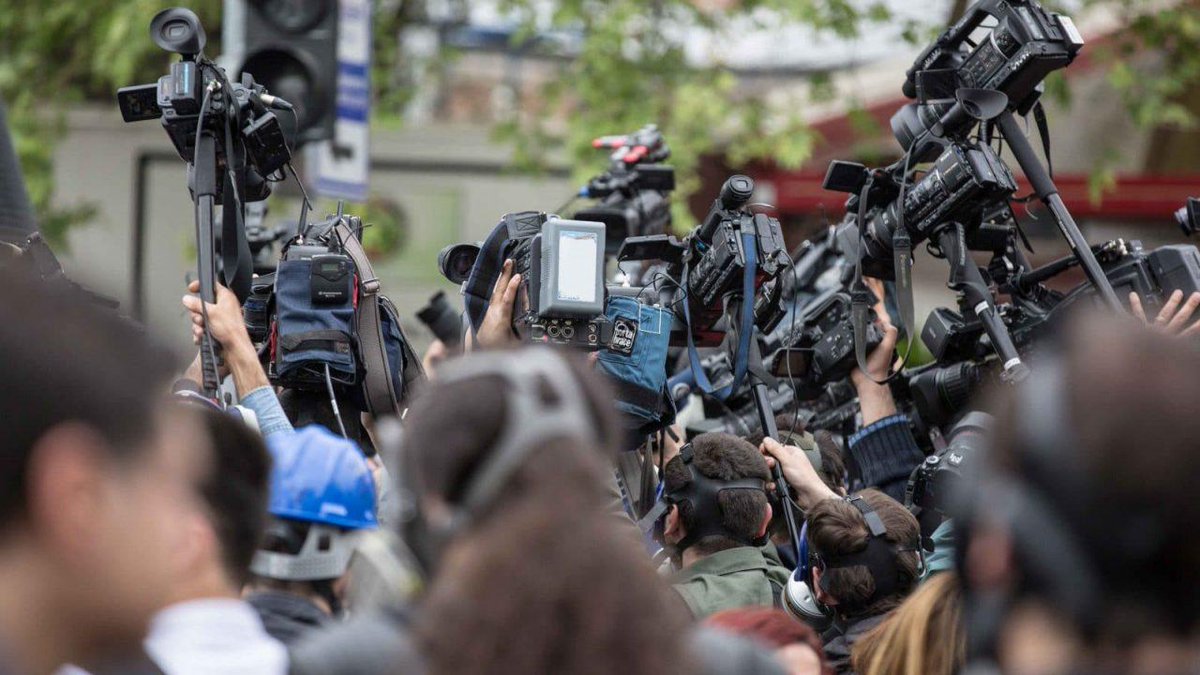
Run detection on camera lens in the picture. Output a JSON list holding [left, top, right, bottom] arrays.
[[437, 243, 481, 285]]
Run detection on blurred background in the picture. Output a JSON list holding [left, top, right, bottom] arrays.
[[2, 0, 1197, 352]]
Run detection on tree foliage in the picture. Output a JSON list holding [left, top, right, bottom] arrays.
[[2, 0, 1198, 245]]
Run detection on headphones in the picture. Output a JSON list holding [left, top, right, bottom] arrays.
[[640, 443, 769, 553], [784, 494, 922, 625], [395, 349, 607, 574]]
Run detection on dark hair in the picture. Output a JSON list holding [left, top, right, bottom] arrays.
[[748, 414, 847, 494], [191, 405, 272, 586], [417, 484, 694, 675], [0, 268, 176, 533], [663, 432, 771, 555], [807, 489, 920, 618], [279, 389, 374, 455], [402, 348, 621, 512], [985, 316, 1200, 641], [707, 607, 832, 675]]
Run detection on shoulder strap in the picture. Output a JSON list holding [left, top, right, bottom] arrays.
[[335, 219, 399, 417]]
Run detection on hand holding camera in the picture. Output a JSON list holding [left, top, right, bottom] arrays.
[[183, 279, 268, 397]]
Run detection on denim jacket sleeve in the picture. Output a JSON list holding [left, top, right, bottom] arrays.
[[847, 414, 925, 503], [240, 385, 294, 438]]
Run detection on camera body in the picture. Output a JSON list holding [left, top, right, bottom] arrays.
[[769, 289, 884, 397], [574, 125, 676, 255], [118, 63, 289, 202], [829, 141, 1018, 278]]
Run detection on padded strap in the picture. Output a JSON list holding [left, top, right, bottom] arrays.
[[336, 219, 399, 417]]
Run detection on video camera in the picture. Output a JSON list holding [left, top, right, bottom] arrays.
[[116, 7, 295, 397], [895, 0, 1084, 160], [117, 9, 291, 202], [619, 175, 789, 347], [573, 125, 675, 257]]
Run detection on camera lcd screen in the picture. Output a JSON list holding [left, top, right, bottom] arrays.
[[557, 231, 599, 302]]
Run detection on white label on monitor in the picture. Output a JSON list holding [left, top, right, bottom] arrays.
[[557, 231, 598, 302]]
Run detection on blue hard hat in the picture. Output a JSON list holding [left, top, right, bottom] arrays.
[[265, 426, 378, 530]]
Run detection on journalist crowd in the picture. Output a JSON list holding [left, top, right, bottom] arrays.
[[1, 241, 1199, 675], [6, 1, 1200, 673]]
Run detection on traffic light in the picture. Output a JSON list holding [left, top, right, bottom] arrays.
[[236, 0, 338, 148]]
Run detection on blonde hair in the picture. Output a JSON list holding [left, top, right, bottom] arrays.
[[851, 572, 965, 675]]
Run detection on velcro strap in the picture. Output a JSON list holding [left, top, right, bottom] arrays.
[[613, 377, 666, 415], [279, 329, 352, 353]]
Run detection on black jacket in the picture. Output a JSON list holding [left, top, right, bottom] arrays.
[[246, 591, 329, 645], [822, 612, 889, 675]]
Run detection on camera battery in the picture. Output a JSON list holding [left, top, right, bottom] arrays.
[[310, 253, 354, 305]]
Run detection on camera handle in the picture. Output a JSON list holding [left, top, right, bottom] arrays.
[[993, 111, 1123, 313], [747, 339, 804, 564], [194, 129, 223, 399], [936, 224, 1029, 384]]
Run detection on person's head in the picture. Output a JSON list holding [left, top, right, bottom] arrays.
[[395, 347, 621, 575], [0, 268, 207, 672], [170, 402, 272, 596], [417, 484, 694, 675], [249, 426, 377, 614], [806, 489, 920, 620], [279, 388, 375, 455], [851, 572, 964, 675], [749, 415, 846, 495], [960, 316, 1200, 672], [707, 608, 832, 675], [661, 432, 773, 558]]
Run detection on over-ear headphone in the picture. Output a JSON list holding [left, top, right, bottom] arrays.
[[395, 349, 606, 574], [640, 443, 770, 552]]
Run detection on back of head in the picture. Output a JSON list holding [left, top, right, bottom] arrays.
[[967, 315, 1200, 645], [851, 572, 964, 675], [417, 486, 694, 675], [0, 267, 175, 533], [663, 432, 772, 555], [806, 489, 920, 618], [707, 608, 832, 675], [188, 405, 272, 587], [398, 349, 620, 541]]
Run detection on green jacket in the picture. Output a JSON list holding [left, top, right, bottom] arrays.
[[671, 546, 791, 619]]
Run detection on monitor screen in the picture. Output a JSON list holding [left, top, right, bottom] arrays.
[[557, 230, 599, 302]]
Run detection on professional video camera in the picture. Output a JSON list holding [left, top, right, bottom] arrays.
[[620, 175, 789, 347], [573, 125, 675, 258], [117, 7, 294, 398]]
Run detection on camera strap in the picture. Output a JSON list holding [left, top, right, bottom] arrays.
[[219, 87, 253, 302], [334, 219, 400, 417], [681, 231, 758, 401]]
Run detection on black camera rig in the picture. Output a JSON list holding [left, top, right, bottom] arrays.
[[117, 8, 294, 398], [573, 125, 676, 260]]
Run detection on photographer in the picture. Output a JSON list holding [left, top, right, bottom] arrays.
[[957, 316, 1200, 673], [0, 269, 204, 674], [181, 280, 293, 438], [661, 432, 790, 618], [139, 402, 285, 675], [290, 349, 693, 675], [245, 426, 378, 645], [760, 441, 921, 675], [845, 279, 924, 503]]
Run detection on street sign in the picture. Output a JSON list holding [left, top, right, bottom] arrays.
[[311, 0, 371, 202]]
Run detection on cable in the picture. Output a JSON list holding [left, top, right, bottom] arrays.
[[324, 363, 349, 439]]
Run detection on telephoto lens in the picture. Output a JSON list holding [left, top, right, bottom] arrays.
[[437, 243, 481, 285], [416, 290, 463, 348]]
